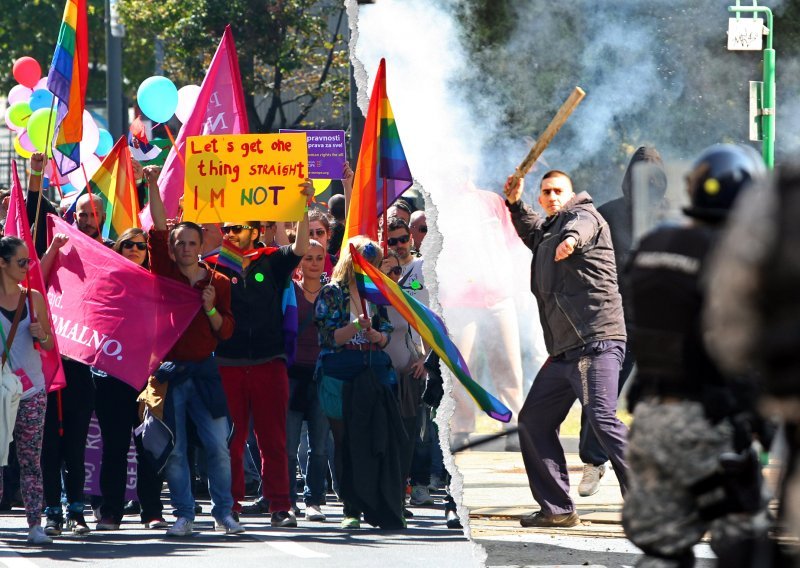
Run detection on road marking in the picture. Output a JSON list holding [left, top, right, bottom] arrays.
[[0, 549, 40, 568], [265, 540, 329, 558]]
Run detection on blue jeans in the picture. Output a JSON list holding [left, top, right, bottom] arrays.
[[286, 377, 330, 507], [163, 377, 233, 521]]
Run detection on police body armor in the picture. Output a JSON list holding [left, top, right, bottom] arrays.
[[625, 224, 736, 422]]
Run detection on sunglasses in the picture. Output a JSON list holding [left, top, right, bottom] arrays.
[[384, 266, 402, 276], [413, 225, 428, 234], [121, 241, 147, 251], [309, 228, 327, 237], [222, 225, 254, 235], [387, 235, 410, 246], [14, 258, 30, 269]]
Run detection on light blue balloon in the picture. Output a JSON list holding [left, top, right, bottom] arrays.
[[137, 76, 178, 124], [29, 89, 54, 111], [96, 129, 114, 156]]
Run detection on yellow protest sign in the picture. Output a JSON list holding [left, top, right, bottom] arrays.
[[182, 133, 309, 224]]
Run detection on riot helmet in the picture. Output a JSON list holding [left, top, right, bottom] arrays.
[[683, 144, 765, 222]]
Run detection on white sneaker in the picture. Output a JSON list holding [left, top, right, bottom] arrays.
[[578, 463, 606, 497], [216, 515, 245, 535], [304, 504, 326, 522], [27, 525, 52, 545], [166, 517, 194, 537], [409, 485, 435, 506]]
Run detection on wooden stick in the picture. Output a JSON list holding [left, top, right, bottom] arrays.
[[32, 98, 58, 245], [163, 124, 186, 169], [507, 86, 586, 191]]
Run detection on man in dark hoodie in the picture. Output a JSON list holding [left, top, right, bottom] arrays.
[[504, 170, 629, 528], [577, 148, 666, 498]]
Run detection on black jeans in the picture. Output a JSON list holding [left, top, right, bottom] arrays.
[[94, 375, 139, 523], [42, 359, 95, 512]]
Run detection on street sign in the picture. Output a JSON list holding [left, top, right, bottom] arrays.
[[727, 17, 764, 50], [749, 81, 763, 141]]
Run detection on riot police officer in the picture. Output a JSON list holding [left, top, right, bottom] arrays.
[[622, 144, 769, 568]]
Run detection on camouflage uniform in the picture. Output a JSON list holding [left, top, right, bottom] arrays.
[[623, 400, 767, 567]]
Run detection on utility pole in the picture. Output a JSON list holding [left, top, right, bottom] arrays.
[[727, 1, 775, 168], [106, 0, 125, 139]]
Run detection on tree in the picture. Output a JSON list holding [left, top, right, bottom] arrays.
[[116, 0, 350, 133]]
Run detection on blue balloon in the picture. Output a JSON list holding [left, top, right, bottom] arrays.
[[96, 129, 114, 157], [137, 76, 178, 124], [29, 89, 54, 111]]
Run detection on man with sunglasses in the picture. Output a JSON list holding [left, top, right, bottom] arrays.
[[215, 182, 314, 529]]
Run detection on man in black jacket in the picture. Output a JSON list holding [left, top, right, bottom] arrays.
[[215, 183, 313, 528], [504, 170, 628, 528]]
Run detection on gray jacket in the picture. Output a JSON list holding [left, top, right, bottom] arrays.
[[508, 191, 626, 356]]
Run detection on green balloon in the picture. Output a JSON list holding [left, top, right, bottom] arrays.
[[27, 108, 58, 155], [6, 101, 32, 128]]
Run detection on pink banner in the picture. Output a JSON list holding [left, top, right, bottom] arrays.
[[140, 25, 249, 228], [7, 162, 67, 392], [46, 215, 201, 390]]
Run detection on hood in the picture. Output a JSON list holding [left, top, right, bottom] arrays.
[[621, 146, 665, 202]]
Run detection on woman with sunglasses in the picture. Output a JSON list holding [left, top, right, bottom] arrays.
[[91, 229, 167, 532], [314, 237, 405, 530], [286, 239, 331, 522], [307, 210, 336, 279], [0, 236, 55, 544]]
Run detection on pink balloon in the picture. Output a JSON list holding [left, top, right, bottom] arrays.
[[7, 84, 32, 105], [13, 57, 42, 89], [67, 153, 102, 190], [19, 130, 36, 153], [79, 110, 100, 156], [175, 85, 201, 123], [34, 77, 48, 91]]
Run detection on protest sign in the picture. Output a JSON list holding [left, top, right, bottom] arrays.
[[182, 132, 309, 224], [279, 129, 346, 179]]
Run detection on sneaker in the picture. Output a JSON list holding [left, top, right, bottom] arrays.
[[428, 475, 447, 491], [166, 517, 194, 537], [216, 515, 245, 535], [96, 517, 120, 531], [409, 485, 435, 506], [66, 512, 91, 535], [27, 525, 52, 545], [214, 511, 240, 531], [44, 513, 63, 536], [143, 517, 169, 529], [577, 463, 606, 497], [340, 516, 360, 529], [123, 501, 141, 517], [304, 504, 326, 522], [241, 497, 270, 515], [445, 509, 463, 529], [519, 510, 580, 528], [270, 510, 297, 528], [403, 508, 414, 519]]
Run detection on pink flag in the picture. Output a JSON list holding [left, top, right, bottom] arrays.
[[7, 162, 67, 392], [46, 215, 202, 390], [139, 25, 249, 228]]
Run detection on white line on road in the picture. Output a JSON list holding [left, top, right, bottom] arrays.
[[0, 549, 40, 568], [265, 540, 329, 558]]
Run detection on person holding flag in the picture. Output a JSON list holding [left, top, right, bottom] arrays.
[[0, 236, 56, 544], [212, 179, 313, 529], [313, 237, 404, 530]]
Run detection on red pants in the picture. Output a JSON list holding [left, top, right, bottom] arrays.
[[220, 360, 290, 512]]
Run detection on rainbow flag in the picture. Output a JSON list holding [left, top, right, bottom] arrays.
[[350, 245, 512, 423], [344, 58, 413, 246], [217, 239, 244, 275], [82, 137, 140, 241], [47, 0, 88, 175]]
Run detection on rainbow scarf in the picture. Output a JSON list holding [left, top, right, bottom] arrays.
[[351, 245, 512, 423], [344, 58, 413, 246], [84, 137, 139, 241], [47, 0, 88, 175]]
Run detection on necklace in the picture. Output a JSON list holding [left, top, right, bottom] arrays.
[[301, 282, 321, 295]]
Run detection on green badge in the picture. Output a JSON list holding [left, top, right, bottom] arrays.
[[254, 272, 265, 283], [410, 280, 422, 290]]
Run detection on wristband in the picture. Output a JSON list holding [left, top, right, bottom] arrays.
[[30, 169, 43, 177], [352, 318, 362, 331], [41, 333, 50, 343], [205, 307, 218, 317]]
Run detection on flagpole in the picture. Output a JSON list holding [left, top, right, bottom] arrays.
[[48, 160, 64, 200], [32, 98, 59, 246], [81, 164, 102, 238], [162, 124, 186, 170], [382, 177, 388, 256]]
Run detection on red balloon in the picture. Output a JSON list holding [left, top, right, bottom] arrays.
[[13, 57, 42, 89]]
